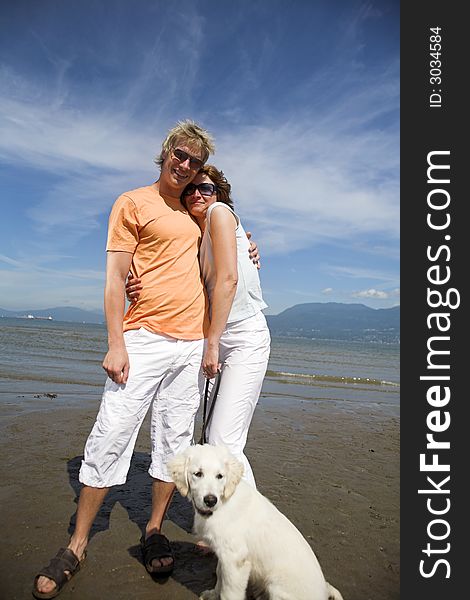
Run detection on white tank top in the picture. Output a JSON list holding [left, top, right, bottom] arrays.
[[199, 202, 268, 323]]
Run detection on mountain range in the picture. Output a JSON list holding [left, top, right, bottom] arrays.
[[266, 302, 399, 343], [1, 302, 400, 343]]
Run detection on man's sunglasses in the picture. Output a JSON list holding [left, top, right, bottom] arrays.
[[172, 148, 204, 169], [182, 183, 217, 197]]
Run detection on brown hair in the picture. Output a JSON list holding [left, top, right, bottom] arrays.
[[155, 119, 215, 168], [197, 164, 234, 210]]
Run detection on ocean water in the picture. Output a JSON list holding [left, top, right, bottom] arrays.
[[0, 317, 399, 414]]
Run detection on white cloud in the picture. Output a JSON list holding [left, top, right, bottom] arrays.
[[213, 71, 399, 255], [0, 266, 105, 310], [353, 288, 389, 299], [327, 264, 399, 285], [0, 4, 398, 312], [0, 54, 398, 256], [0, 253, 105, 310]]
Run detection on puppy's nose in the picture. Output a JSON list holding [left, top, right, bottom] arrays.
[[204, 494, 218, 508]]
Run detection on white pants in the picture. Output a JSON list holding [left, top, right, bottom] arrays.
[[79, 328, 204, 486], [206, 311, 271, 487]]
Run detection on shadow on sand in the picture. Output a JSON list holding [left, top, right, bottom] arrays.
[[66, 451, 217, 596]]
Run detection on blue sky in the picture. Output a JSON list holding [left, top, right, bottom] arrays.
[[0, 0, 399, 315]]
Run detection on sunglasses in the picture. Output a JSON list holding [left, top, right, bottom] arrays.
[[172, 148, 204, 169], [182, 183, 217, 197]]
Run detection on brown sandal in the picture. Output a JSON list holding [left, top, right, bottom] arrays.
[[33, 547, 85, 599]]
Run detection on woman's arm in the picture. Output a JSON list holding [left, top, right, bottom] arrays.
[[203, 206, 238, 378]]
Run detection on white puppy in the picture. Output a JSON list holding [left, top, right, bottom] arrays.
[[169, 444, 343, 600]]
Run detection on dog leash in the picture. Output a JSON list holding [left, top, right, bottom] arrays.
[[199, 371, 222, 445]]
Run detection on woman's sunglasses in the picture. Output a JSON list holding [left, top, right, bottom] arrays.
[[182, 183, 217, 197]]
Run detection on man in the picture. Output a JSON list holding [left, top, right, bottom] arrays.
[[34, 120, 225, 598]]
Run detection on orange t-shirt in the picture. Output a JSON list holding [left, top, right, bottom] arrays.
[[106, 184, 209, 339]]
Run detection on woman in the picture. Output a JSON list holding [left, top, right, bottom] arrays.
[[128, 165, 270, 486]]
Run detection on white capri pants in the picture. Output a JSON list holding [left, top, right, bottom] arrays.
[[79, 327, 204, 487], [206, 311, 271, 487]]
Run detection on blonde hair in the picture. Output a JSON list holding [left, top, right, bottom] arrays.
[[155, 119, 215, 168]]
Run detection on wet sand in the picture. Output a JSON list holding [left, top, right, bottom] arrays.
[[0, 388, 399, 599]]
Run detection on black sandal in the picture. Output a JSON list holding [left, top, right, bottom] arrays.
[[141, 533, 174, 575], [32, 547, 86, 599]]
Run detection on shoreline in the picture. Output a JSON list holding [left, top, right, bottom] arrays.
[[1, 388, 399, 599]]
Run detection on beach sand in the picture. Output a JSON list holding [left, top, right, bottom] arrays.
[[0, 387, 399, 599]]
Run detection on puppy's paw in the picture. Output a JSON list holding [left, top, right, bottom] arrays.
[[199, 589, 217, 600]]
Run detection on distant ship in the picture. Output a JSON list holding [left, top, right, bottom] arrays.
[[26, 314, 53, 320]]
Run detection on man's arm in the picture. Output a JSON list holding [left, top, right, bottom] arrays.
[[102, 250, 134, 384], [246, 231, 260, 268], [124, 233, 260, 303]]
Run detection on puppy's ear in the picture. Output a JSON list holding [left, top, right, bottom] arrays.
[[168, 452, 190, 497], [223, 455, 244, 499]]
